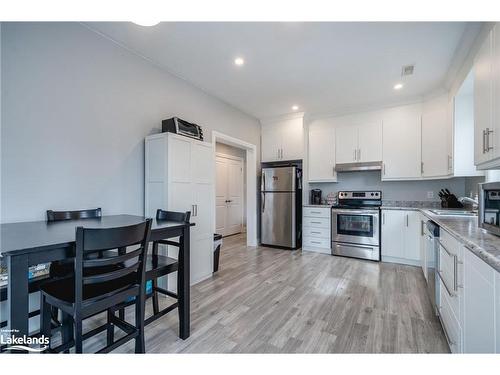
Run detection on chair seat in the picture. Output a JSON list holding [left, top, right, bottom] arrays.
[[40, 272, 138, 305], [145, 254, 178, 279]]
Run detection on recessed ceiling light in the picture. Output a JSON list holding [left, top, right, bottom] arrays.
[[132, 21, 160, 27], [394, 83, 404, 90], [292, 105, 299, 111], [234, 57, 245, 66]]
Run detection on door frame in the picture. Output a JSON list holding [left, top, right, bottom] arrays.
[[212, 131, 258, 246], [215, 152, 244, 237]]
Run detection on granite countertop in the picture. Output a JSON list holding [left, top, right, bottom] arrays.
[[380, 201, 500, 272], [420, 210, 500, 273]]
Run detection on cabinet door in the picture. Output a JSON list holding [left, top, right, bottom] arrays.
[[281, 117, 304, 161], [381, 210, 404, 258], [168, 135, 191, 183], [496, 271, 500, 353], [474, 30, 493, 165], [463, 250, 496, 353], [261, 125, 282, 162], [335, 125, 358, 164], [403, 211, 420, 262], [382, 107, 421, 179], [358, 122, 382, 162], [191, 141, 214, 184], [308, 125, 336, 182], [492, 25, 500, 163], [422, 104, 450, 178]]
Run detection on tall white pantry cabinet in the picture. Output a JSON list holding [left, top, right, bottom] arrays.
[[145, 132, 215, 286]]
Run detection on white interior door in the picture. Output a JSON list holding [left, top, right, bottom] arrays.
[[215, 154, 243, 237]]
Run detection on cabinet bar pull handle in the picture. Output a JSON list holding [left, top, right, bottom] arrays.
[[486, 128, 493, 152], [483, 129, 487, 154], [353, 149, 356, 161], [406, 214, 409, 227]]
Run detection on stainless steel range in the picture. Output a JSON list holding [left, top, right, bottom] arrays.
[[331, 190, 381, 261]]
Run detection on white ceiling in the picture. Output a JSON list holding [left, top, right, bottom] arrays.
[[86, 22, 481, 119]]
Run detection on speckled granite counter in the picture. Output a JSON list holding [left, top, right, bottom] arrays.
[[381, 201, 500, 273], [420, 210, 500, 273]]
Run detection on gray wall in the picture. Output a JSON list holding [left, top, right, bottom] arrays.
[[309, 171, 480, 204], [1, 22, 260, 223]]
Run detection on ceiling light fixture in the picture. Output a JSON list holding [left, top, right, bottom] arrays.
[[132, 21, 160, 27], [292, 105, 299, 111], [394, 83, 404, 90], [234, 57, 245, 66]]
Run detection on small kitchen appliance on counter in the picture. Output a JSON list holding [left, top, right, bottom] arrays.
[[479, 182, 500, 235], [331, 190, 382, 261], [310, 189, 322, 205]]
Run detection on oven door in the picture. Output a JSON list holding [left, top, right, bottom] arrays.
[[332, 209, 379, 246]]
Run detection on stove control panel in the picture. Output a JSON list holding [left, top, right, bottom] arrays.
[[338, 191, 382, 200]]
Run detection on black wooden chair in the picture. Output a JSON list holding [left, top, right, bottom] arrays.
[[39, 219, 152, 353], [112, 209, 190, 329]]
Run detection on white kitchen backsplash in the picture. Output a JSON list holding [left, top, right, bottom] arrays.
[[308, 170, 484, 203]]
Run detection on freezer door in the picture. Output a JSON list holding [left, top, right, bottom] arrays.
[[261, 167, 296, 192], [261, 191, 296, 248]]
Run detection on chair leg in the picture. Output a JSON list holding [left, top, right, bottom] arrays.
[[152, 279, 159, 315], [135, 296, 145, 353], [61, 312, 74, 354], [107, 309, 114, 347], [40, 294, 52, 351], [74, 318, 83, 354]]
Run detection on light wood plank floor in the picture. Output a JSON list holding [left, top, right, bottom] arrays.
[[77, 234, 449, 353]]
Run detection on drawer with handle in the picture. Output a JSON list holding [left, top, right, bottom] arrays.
[[303, 236, 331, 249], [438, 243, 463, 322], [303, 216, 330, 228], [303, 226, 330, 239], [438, 277, 462, 353], [303, 207, 331, 218]]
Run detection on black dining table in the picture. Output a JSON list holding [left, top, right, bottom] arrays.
[[0, 214, 193, 343]]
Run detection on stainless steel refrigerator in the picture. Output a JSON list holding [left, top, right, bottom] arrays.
[[260, 166, 302, 249]]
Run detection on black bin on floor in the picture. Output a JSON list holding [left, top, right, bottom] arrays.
[[213, 233, 223, 272]]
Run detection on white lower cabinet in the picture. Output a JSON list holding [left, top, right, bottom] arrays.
[[496, 271, 500, 352], [302, 206, 331, 254], [381, 209, 420, 265], [463, 249, 496, 353]]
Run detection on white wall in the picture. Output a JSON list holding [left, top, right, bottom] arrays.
[[0, 22, 260, 223]]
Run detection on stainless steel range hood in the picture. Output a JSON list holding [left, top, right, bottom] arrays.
[[335, 161, 382, 172]]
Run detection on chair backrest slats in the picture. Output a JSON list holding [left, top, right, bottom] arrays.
[[83, 248, 142, 268], [156, 209, 190, 223], [74, 219, 152, 305], [47, 208, 102, 222], [83, 263, 140, 285]]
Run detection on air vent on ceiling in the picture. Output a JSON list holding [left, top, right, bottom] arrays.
[[401, 64, 414, 76]]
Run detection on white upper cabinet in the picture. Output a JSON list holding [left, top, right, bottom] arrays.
[[308, 124, 336, 182], [358, 122, 383, 162], [335, 125, 358, 164], [382, 104, 422, 180], [421, 96, 453, 178], [261, 114, 304, 162], [335, 122, 382, 164], [474, 27, 500, 168]]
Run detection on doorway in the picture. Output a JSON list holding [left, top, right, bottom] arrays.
[[211, 131, 257, 247], [216, 152, 245, 237]]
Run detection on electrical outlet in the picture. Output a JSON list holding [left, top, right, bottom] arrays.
[[427, 191, 434, 199]]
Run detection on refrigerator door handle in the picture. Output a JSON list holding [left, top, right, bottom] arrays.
[[262, 193, 266, 212], [262, 171, 266, 192]]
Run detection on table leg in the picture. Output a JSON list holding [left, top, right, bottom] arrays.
[[177, 225, 190, 339], [6, 254, 29, 353]]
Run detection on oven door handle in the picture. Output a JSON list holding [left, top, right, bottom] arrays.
[[332, 209, 379, 216]]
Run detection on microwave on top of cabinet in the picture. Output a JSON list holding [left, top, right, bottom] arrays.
[[162, 117, 204, 141], [479, 182, 500, 234]]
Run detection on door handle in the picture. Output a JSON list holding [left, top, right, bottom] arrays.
[[191, 205, 195, 217], [483, 129, 487, 154], [382, 212, 385, 225], [382, 163, 386, 176], [353, 149, 356, 161], [406, 214, 409, 227], [262, 193, 266, 212], [486, 128, 493, 152], [421, 162, 424, 175], [357, 149, 361, 161]]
